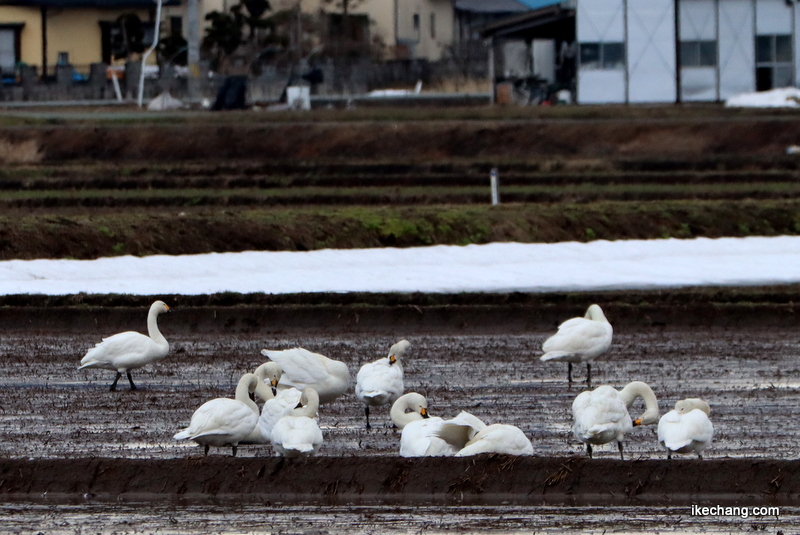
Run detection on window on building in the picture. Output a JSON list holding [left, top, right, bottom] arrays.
[[680, 40, 717, 67], [756, 34, 793, 90], [430, 12, 436, 39], [0, 24, 22, 75], [579, 42, 625, 70], [412, 13, 420, 41]]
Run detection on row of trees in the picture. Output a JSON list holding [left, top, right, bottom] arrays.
[[111, 0, 377, 73]]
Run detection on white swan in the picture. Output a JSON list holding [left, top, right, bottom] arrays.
[[250, 362, 304, 443], [270, 387, 324, 457], [572, 381, 659, 459], [79, 300, 171, 391], [657, 398, 714, 459], [173, 373, 272, 456], [435, 411, 533, 456], [540, 304, 613, 388], [260, 347, 350, 404], [356, 339, 409, 429], [390, 392, 457, 457]]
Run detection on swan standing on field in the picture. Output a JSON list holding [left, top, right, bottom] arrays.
[[260, 347, 350, 404], [658, 398, 714, 459], [250, 362, 304, 443], [174, 373, 273, 456], [79, 300, 171, 391], [434, 411, 533, 456], [390, 392, 457, 457], [356, 339, 409, 429], [572, 381, 659, 459], [270, 388, 324, 457], [540, 304, 613, 388]]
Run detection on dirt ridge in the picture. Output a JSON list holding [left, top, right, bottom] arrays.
[[0, 457, 795, 506]]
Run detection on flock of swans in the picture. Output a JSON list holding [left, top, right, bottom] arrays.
[[78, 300, 714, 460]]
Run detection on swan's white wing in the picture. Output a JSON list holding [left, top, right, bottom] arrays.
[[572, 387, 630, 443], [400, 417, 457, 457], [174, 399, 258, 444], [80, 331, 166, 370], [541, 319, 612, 361], [259, 387, 304, 441], [261, 348, 332, 384], [356, 358, 404, 406], [434, 411, 488, 449], [455, 424, 533, 457], [271, 415, 323, 456], [659, 409, 714, 452]]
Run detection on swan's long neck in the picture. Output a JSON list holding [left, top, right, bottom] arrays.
[[235, 374, 261, 415], [147, 306, 168, 347], [586, 304, 609, 323], [294, 389, 320, 418], [619, 381, 659, 425], [390, 399, 422, 429]]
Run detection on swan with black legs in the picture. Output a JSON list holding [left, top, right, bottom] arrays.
[[174, 373, 273, 456], [356, 339, 409, 429], [79, 300, 171, 391], [540, 304, 613, 388], [572, 381, 659, 460]]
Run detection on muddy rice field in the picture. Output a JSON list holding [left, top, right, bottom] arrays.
[[1, 304, 800, 533]]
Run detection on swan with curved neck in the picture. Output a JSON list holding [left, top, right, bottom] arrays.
[[249, 362, 304, 443], [540, 304, 613, 388], [357, 339, 409, 429], [390, 392, 456, 457], [572, 381, 659, 459], [174, 373, 273, 456], [658, 398, 714, 459], [79, 300, 171, 391], [270, 387, 324, 457]]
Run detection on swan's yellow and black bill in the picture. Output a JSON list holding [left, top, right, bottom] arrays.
[[389, 355, 397, 364], [420, 407, 429, 419], [633, 418, 643, 426]]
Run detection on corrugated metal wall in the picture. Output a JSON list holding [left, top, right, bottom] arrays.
[[577, 0, 626, 103], [577, 0, 799, 104], [627, 0, 676, 102]]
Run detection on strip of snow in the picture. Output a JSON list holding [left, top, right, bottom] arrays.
[[725, 87, 800, 108], [0, 236, 798, 295]]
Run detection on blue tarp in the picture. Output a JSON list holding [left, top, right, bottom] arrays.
[[516, 0, 562, 10]]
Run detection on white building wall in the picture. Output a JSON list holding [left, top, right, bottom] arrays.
[[679, 0, 717, 101], [577, 0, 626, 103], [718, 0, 755, 99], [627, 0, 676, 103], [756, 0, 792, 34]]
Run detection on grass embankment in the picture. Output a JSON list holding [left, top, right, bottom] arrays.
[[2, 200, 800, 260]]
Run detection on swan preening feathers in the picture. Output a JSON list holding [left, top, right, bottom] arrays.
[[572, 381, 659, 460], [434, 411, 533, 457], [658, 398, 714, 459], [391, 393, 456, 457], [173, 373, 273, 456], [390, 393, 533, 457], [356, 339, 409, 429], [270, 387, 324, 457], [541, 304, 613, 388], [260, 347, 350, 404], [79, 300, 171, 391]]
